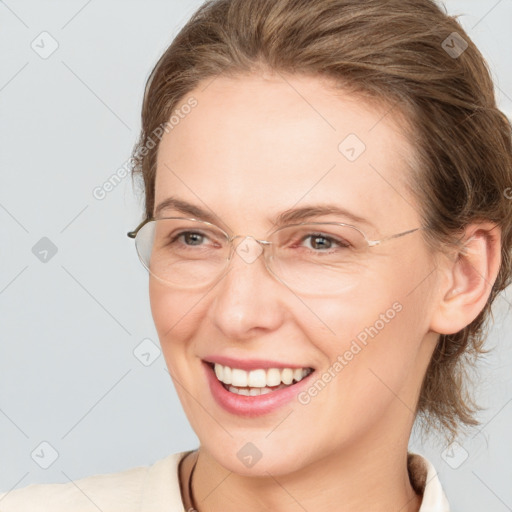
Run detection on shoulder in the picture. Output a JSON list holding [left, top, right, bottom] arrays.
[[0, 451, 190, 512]]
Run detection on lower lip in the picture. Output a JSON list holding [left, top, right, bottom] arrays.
[[203, 361, 315, 417]]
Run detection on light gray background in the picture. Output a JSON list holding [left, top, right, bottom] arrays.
[[0, 1, 511, 510]]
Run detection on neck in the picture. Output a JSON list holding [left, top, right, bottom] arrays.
[[181, 437, 422, 512]]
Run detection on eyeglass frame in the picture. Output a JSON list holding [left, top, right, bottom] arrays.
[[128, 216, 420, 244], [127, 216, 422, 279]]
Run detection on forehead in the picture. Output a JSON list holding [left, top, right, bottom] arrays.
[[154, 72, 418, 232]]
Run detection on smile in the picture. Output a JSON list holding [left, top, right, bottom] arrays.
[[213, 363, 314, 396], [201, 359, 316, 416]]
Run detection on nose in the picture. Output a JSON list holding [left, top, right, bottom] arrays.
[[208, 236, 286, 339]]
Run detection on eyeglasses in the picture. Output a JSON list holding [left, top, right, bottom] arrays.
[[127, 217, 421, 296]]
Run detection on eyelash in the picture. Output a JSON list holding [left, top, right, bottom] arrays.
[[297, 233, 350, 251]]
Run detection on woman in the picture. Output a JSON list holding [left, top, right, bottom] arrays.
[[1, 0, 511, 510]]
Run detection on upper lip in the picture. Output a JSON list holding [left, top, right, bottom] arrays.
[[203, 356, 314, 371]]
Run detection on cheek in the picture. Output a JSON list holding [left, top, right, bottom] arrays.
[[292, 299, 425, 442], [298, 249, 435, 396], [299, 292, 420, 388], [149, 279, 204, 361], [300, 254, 432, 347]]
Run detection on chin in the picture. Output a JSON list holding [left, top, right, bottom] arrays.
[[198, 435, 316, 478]]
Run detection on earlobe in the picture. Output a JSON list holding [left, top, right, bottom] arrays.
[[429, 222, 502, 335]]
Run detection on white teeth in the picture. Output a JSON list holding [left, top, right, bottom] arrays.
[[214, 364, 223, 382], [248, 369, 267, 387], [231, 368, 248, 387], [294, 368, 304, 382], [281, 368, 293, 385], [228, 384, 286, 396], [212, 363, 313, 391], [266, 368, 281, 386]]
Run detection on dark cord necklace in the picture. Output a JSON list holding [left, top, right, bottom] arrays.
[[188, 452, 199, 512]]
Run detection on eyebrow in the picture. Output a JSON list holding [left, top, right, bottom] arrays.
[[154, 196, 374, 229]]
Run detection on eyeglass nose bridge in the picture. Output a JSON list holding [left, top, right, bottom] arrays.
[[229, 234, 273, 265]]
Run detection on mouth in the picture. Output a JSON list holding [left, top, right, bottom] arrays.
[[205, 361, 315, 396]]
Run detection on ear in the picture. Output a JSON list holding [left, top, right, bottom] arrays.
[[429, 222, 502, 335]]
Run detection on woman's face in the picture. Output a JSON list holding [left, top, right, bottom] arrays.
[[150, 72, 440, 475]]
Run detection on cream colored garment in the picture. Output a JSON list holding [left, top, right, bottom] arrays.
[[0, 451, 450, 511]]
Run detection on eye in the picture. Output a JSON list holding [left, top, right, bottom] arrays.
[[166, 230, 213, 248], [300, 233, 350, 251], [178, 231, 207, 246], [154, 220, 227, 255]]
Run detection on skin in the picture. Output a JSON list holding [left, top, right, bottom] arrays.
[[148, 71, 501, 512]]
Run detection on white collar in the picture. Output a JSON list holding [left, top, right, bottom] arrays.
[[408, 452, 451, 511]]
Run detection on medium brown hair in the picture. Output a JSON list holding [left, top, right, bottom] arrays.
[[130, 0, 512, 441]]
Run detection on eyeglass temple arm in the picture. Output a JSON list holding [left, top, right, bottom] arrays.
[[127, 218, 153, 239], [367, 227, 420, 247]]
